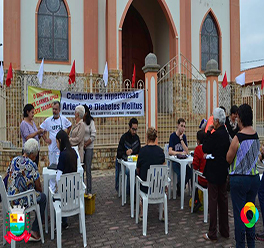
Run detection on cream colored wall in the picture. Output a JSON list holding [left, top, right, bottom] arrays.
[[165, 0, 180, 30], [98, 0, 106, 74], [116, 0, 129, 70], [154, 6, 169, 67], [0, 0, 3, 61], [165, 0, 180, 60], [191, 0, 230, 81], [21, 0, 84, 73]]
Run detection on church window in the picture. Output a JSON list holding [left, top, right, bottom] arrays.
[[201, 13, 219, 71], [37, 0, 69, 61]]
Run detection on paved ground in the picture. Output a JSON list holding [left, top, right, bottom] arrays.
[[1, 169, 264, 247]]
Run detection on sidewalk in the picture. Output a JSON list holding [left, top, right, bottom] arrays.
[[1, 169, 263, 247]]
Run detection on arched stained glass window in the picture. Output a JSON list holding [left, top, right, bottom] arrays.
[[38, 0, 68, 61], [201, 13, 219, 71]]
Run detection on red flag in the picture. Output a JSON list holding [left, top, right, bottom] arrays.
[[222, 71, 228, 88], [261, 75, 264, 90], [132, 64, 136, 88], [68, 60, 75, 84], [6, 63, 13, 87]]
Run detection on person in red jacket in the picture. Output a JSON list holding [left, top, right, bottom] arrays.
[[192, 130, 207, 212]]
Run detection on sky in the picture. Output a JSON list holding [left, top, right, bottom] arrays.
[[0, 0, 263, 70], [240, 0, 264, 70]]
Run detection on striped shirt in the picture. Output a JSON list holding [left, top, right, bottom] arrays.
[[229, 132, 260, 176]]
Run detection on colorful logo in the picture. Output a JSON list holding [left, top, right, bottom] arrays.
[[240, 202, 259, 228], [4, 206, 31, 243]]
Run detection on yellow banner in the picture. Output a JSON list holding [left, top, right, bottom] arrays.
[[27, 86, 61, 117]]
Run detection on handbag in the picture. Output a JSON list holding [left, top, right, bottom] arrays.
[[176, 154, 188, 159]]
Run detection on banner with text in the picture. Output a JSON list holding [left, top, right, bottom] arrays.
[[61, 90, 144, 117], [27, 86, 61, 117]]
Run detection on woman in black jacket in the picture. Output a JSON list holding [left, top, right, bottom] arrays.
[[225, 105, 239, 139], [202, 107, 230, 241], [56, 130, 77, 229]]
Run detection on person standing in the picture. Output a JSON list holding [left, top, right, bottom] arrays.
[[225, 105, 239, 192], [225, 105, 239, 139], [192, 130, 207, 212], [40, 101, 72, 165], [20, 104, 43, 165], [256, 144, 264, 241], [227, 104, 261, 247], [69, 105, 85, 163], [202, 108, 230, 241], [168, 118, 192, 196], [83, 105, 96, 195]]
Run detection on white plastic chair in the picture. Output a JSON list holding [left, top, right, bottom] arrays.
[[164, 144, 172, 199], [191, 169, 208, 223], [0, 175, 44, 247], [117, 159, 127, 198], [72, 146, 81, 167], [135, 165, 168, 236], [49, 172, 87, 248]]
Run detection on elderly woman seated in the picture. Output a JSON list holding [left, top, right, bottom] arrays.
[[6, 138, 46, 242], [69, 105, 85, 163]]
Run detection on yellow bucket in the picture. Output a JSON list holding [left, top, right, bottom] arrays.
[[84, 194, 96, 215]]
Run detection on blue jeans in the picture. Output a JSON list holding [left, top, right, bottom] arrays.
[[258, 175, 264, 230], [172, 161, 192, 187], [230, 175, 260, 248], [115, 158, 130, 194], [31, 193, 46, 232]]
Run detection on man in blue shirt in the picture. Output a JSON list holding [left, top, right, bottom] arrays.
[[169, 118, 192, 196]]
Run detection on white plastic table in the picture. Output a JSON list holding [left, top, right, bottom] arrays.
[[121, 160, 136, 218], [168, 155, 193, 209], [42, 164, 84, 233]]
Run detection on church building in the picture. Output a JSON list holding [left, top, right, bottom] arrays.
[[3, 0, 240, 83]]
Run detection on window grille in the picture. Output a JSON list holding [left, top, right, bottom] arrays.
[[38, 0, 69, 61], [201, 13, 219, 71]]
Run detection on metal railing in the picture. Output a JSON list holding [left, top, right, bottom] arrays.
[[157, 54, 207, 148], [1, 70, 146, 148]]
